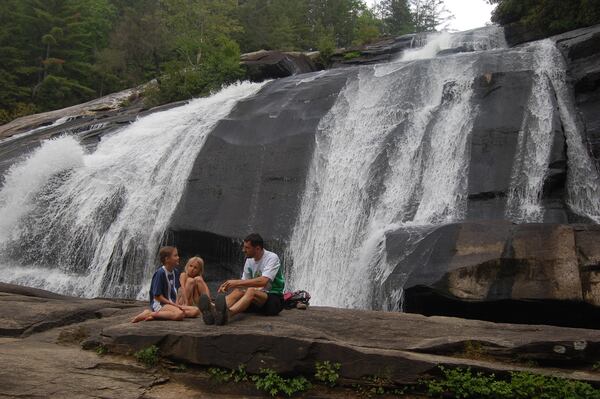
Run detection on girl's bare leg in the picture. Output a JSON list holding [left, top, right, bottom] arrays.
[[176, 288, 186, 306], [180, 305, 200, 318], [184, 278, 196, 306], [151, 304, 185, 321], [131, 309, 152, 323]]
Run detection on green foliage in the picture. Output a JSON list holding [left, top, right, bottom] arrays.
[[344, 51, 362, 60], [352, 374, 402, 398], [95, 345, 107, 356], [422, 366, 600, 399], [252, 368, 311, 397], [376, 0, 415, 35], [489, 0, 600, 37], [593, 361, 600, 371], [208, 364, 249, 383], [142, 35, 244, 107], [314, 360, 341, 386], [354, 9, 382, 45], [134, 345, 159, 367]]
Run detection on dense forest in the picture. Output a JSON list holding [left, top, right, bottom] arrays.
[[489, 0, 600, 36], [0, 0, 452, 124], [0, 0, 598, 125]]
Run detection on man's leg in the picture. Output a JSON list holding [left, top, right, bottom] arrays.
[[225, 288, 245, 308], [229, 288, 267, 316]]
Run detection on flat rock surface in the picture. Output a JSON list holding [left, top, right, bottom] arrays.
[[2, 283, 600, 398]]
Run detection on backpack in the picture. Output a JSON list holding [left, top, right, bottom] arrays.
[[283, 290, 311, 309]]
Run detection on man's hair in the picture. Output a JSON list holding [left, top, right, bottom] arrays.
[[159, 246, 177, 263], [244, 233, 264, 248]]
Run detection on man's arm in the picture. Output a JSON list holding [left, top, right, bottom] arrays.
[[218, 276, 270, 292]]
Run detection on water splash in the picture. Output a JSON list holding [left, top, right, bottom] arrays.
[[506, 39, 600, 222], [400, 26, 507, 61], [506, 43, 557, 222], [0, 81, 266, 298], [287, 52, 478, 308]]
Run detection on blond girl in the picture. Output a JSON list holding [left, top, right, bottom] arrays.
[[177, 256, 210, 306]]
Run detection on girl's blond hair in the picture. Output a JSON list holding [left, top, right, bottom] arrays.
[[185, 256, 204, 277]]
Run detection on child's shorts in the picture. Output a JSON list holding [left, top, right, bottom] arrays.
[[151, 300, 162, 312]]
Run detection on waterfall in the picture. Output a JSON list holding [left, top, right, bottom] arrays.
[[287, 31, 485, 308], [506, 39, 600, 222], [0, 82, 265, 298], [287, 28, 600, 309], [400, 25, 507, 61]]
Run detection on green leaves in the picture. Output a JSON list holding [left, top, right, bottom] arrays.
[[422, 366, 600, 399], [314, 360, 341, 387], [490, 0, 600, 37]]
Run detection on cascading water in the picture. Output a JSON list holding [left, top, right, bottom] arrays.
[[287, 26, 600, 309], [401, 25, 507, 61], [287, 29, 494, 308], [506, 39, 600, 222], [0, 82, 265, 298]]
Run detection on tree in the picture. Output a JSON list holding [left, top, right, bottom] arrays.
[[409, 0, 454, 32], [487, 0, 600, 36], [376, 0, 414, 36], [354, 8, 382, 44], [0, 0, 35, 123]]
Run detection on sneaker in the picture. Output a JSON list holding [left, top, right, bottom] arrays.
[[198, 294, 215, 325], [215, 293, 229, 325]]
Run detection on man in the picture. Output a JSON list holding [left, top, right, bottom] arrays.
[[198, 233, 285, 325]]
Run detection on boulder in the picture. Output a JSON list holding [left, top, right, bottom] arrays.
[[0, 282, 137, 337], [240, 50, 318, 82], [382, 222, 600, 328], [329, 34, 417, 67], [98, 304, 600, 384]]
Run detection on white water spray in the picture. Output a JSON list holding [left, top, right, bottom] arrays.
[[288, 46, 479, 308], [0, 82, 265, 297]]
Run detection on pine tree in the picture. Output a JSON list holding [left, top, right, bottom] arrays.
[[376, 0, 414, 36]]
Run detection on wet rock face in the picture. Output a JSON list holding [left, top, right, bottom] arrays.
[[382, 222, 600, 328], [169, 69, 351, 242]]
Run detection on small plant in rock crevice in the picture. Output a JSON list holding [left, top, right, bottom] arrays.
[[208, 364, 248, 383], [134, 345, 159, 367], [315, 360, 341, 387], [95, 345, 108, 356], [421, 366, 600, 399], [252, 368, 311, 397]]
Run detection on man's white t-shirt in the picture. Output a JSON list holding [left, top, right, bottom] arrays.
[[241, 249, 285, 294]]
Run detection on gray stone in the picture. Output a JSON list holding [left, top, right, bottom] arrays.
[[241, 50, 318, 82], [0, 282, 136, 337], [383, 222, 600, 327]]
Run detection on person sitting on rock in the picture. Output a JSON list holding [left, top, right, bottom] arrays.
[[198, 233, 285, 325], [131, 246, 200, 323], [176, 256, 210, 307]]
